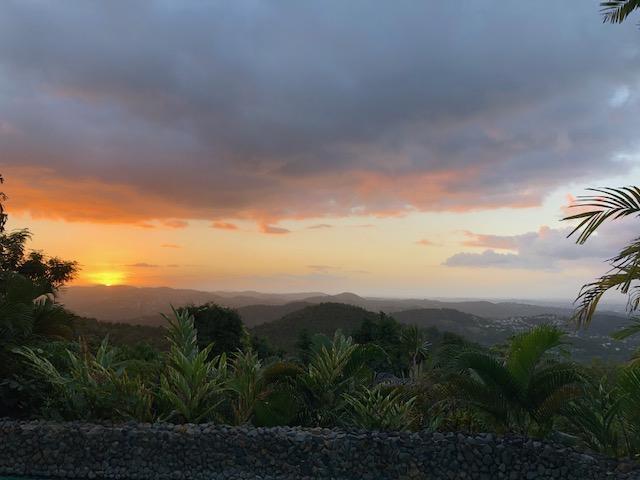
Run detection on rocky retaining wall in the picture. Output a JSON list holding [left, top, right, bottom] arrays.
[[0, 420, 637, 480]]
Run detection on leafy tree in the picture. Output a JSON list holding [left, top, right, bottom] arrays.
[[1, 230, 77, 294], [249, 334, 281, 360], [451, 324, 583, 434], [352, 313, 406, 374], [295, 328, 313, 363], [178, 303, 247, 357], [0, 175, 78, 350]]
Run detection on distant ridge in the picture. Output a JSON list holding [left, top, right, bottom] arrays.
[[59, 285, 609, 325], [59, 285, 639, 362], [237, 302, 312, 327], [59, 285, 328, 323]]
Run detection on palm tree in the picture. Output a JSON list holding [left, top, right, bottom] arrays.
[[563, 187, 640, 329], [600, 1, 640, 23], [451, 324, 583, 434], [400, 324, 431, 370]]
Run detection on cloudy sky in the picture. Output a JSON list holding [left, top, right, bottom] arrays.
[[1, 0, 639, 298]]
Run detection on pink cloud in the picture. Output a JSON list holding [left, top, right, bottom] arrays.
[[416, 239, 435, 246], [461, 231, 519, 250]]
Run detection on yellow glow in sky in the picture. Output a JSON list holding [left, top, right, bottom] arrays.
[[87, 271, 127, 287]]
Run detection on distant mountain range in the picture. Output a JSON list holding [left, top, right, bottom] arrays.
[[59, 286, 325, 325], [59, 285, 579, 324], [58, 285, 640, 362]]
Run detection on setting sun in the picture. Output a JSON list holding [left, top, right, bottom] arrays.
[[87, 271, 126, 287]]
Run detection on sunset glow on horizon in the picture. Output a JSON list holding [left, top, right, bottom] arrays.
[[2, 1, 640, 299]]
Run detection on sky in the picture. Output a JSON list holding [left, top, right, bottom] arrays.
[[1, 0, 640, 299]]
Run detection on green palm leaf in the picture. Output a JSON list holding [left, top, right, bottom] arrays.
[[601, 0, 640, 23], [506, 324, 564, 387], [564, 187, 640, 244]]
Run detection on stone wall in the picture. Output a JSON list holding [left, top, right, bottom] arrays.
[[0, 420, 637, 480]]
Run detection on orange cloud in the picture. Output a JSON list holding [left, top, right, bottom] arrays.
[[0, 164, 542, 231], [261, 224, 290, 234], [211, 221, 238, 230], [2, 166, 195, 225], [163, 219, 189, 229], [160, 243, 182, 248]]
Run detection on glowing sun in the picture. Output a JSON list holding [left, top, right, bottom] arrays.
[[88, 271, 126, 286]]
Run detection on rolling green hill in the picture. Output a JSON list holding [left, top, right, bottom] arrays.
[[251, 302, 378, 351], [393, 308, 508, 345], [237, 301, 312, 327]]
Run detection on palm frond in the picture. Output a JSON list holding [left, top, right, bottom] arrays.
[[572, 273, 630, 327], [601, 1, 640, 23], [612, 317, 640, 340], [448, 373, 513, 429], [616, 366, 640, 439], [343, 385, 416, 431], [528, 364, 584, 415], [533, 384, 583, 423], [455, 351, 522, 401], [564, 187, 640, 244], [506, 324, 565, 388]]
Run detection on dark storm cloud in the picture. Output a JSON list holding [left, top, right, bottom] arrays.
[[1, 0, 639, 225]]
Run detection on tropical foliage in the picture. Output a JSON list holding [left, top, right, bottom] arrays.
[[158, 308, 228, 423], [601, 1, 640, 23], [564, 187, 640, 336], [0, 187, 79, 416], [343, 385, 416, 430], [14, 339, 154, 422], [5, 290, 640, 456], [450, 325, 582, 434]]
